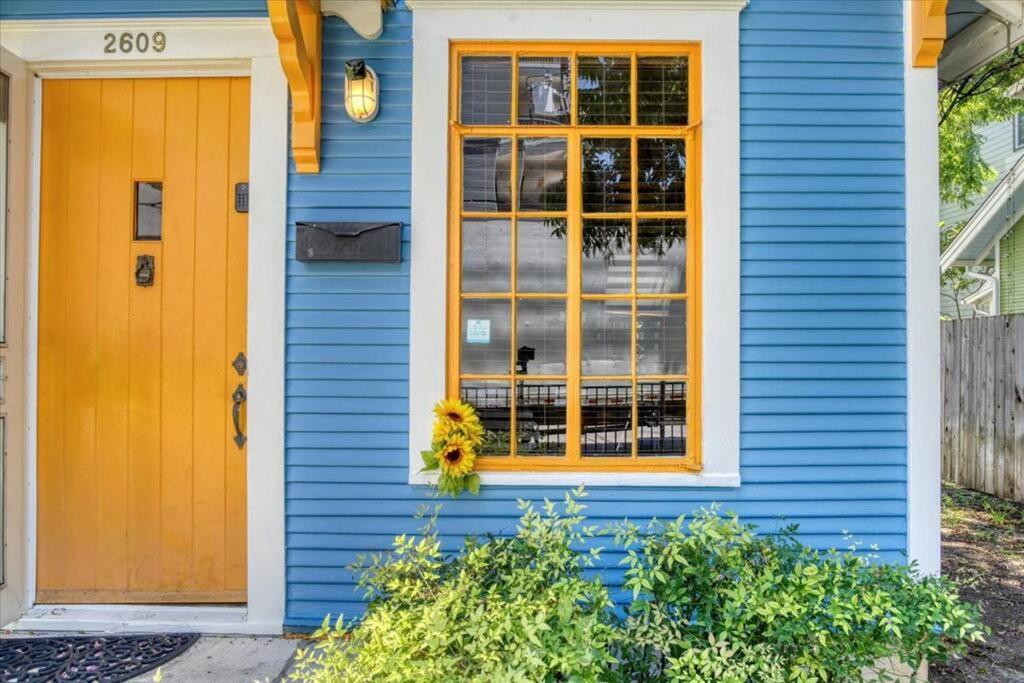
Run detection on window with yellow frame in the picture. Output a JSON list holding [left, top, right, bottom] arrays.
[[446, 42, 701, 472]]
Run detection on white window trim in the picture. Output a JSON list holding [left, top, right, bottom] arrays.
[[0, 17, 287, 633], [408, 4, 742, 488]]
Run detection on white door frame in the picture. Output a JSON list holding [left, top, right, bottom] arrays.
[[0, 17, 287, 634], [0, 43, 32, 631]]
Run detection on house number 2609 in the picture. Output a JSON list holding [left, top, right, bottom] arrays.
[[103, 32, 166, 54]]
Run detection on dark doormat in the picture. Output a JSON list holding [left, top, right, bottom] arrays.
[[0, 633, 199, 683]]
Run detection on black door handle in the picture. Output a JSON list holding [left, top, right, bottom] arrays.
[[232, 384, 247, 448]]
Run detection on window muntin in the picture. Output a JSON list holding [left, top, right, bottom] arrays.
[[449, 43, 701, 472]]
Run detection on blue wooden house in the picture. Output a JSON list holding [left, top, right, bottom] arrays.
[[0, 0, 947, 634]]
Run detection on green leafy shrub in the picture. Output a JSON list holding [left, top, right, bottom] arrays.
[[290, 492, 985, 683], [611, 509, 986, 682], [289, 487, 619, 682]]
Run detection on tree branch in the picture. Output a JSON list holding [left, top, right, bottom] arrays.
[[939, 46, 1024, 126]]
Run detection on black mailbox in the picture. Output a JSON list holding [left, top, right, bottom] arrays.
[[296, 221, 402, 263]]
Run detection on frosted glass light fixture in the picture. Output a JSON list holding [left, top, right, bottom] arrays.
[[344, 59, 380, 123]]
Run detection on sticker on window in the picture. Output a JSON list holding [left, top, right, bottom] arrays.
[[466, 319, 491, 344]]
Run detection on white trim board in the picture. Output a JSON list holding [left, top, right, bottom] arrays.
[[904, 2, 942, 577], [406, 0, 749, 9], [0, 18, 277, 64], [11, 605, 257, 636], [0, 19, 287, 634], [408, 6, 742, 488], [0, 43, 33, 630]]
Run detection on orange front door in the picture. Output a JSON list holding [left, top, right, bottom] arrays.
[[37, 77, 250, 603]]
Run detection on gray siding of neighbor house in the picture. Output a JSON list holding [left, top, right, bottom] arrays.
[[940, 117, 1024, 228]]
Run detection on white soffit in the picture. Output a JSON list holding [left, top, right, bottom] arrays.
[[941, 6, 1024, 84]]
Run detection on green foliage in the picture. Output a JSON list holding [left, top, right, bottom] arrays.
[[939, 221, 980, 320], [420, 449, 481, 497], [290, 492, 986, 683], [611, 509, 987, 682], [288, 487, 619, 682], [940, 50, 1024, 208]]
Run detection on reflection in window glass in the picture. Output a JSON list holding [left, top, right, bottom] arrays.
[[134, 181, 163, 240], [462, 219, 510, 293], [517, 137, 567, 211], [637, 299, 686, 375], [461, 298, 511, 374], [577, 56, 630, 125], [516, 298, 566, 375], [637, 56, 688, 126], [638, 381, 686, 456], [582, 299, 631, 376], [451, 45, 697, 467], [463, 138, 512, 212], [637, 138, 686, 211], [637, 219, 686, 294], [581, 381, 632, 456], [518, 56, 571, 126], [461, 380, 512, 455], [517, 381, 567, 455], [517, 218, 566, 293], [582, 138, 631, 213], [582, 219, 632, 294], [461, 56, 512, 125]]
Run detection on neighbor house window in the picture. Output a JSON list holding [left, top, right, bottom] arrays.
[[448, 43, 701, 472], [1016, 113, 1024, 150]]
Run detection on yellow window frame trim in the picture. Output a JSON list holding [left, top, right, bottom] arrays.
[[446, 41, 703, 474]]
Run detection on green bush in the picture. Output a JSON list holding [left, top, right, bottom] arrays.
[[611, 510, 986, 682], [289, 487, 619, 682], [290, 490, 985, 683]]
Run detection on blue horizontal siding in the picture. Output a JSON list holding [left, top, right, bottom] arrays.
[[282, 0, 908, 630], [6, 0, 907, 631]]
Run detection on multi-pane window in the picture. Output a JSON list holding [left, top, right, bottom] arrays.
[[448, 43, 701, 471]]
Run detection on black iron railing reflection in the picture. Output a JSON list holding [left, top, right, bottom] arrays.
[[460, 382, 686, 457]]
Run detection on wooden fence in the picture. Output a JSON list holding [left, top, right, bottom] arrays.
[[941, 314, 1024, 502]]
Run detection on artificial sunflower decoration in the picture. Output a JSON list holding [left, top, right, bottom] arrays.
[[421, 398, 484, 497], [438, 435, 476, 478], [433, 399, 482, 431]]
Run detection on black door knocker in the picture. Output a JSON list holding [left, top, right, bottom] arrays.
[[135, 254, 155, 287]]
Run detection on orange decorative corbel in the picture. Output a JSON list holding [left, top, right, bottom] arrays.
[[269, 0, 322, 173], [912, 0, 948, 68]]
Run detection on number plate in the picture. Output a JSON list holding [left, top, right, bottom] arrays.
[[103, 31, 166, 55]]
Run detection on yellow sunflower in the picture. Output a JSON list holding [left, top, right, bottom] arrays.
[[433, 419, 480, 443], [433, 399, 481, 429], [437, 435, 477, 478]]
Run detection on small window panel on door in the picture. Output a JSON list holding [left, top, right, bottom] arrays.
[[449, 43, 700, 473], [134, 181, 163, 240]]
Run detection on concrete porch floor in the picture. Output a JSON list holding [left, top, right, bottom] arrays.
[[128, 635, 300, 682]]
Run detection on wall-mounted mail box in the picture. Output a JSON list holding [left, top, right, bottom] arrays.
[[296, 221, 402, 263]]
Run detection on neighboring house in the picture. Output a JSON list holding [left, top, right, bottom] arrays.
[[940, 115, 1024, 316], [939, 115, 1024, 317], [0, 0, 948, 635]]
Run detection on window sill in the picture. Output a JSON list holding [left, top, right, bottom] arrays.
[[409, 470, 740, 488]]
